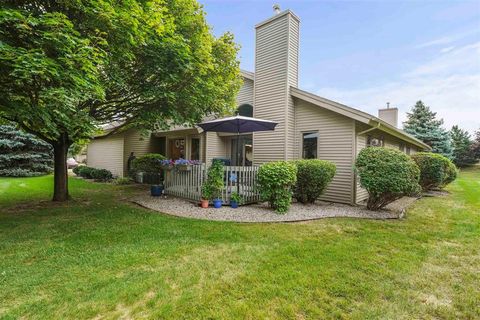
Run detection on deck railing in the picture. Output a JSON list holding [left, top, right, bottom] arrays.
[[163, 164, 260, 204]]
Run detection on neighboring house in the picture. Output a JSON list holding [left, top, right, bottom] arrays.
[[87, 8, 430, 204]]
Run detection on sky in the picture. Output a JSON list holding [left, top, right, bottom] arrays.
[[200, 0, 480, 134]]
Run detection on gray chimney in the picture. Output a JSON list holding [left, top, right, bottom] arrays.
[[378, 103, 398, 127]]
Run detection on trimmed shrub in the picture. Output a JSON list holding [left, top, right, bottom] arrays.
[[0, 125, 53, 177], [72, 166, 82, 176], [411, 152, 457, 190], [291, 159, 336, 204], [355, 147, 420, 211], [257, 161, 297, 213], [131, 153, 166, 174], [77, 166, 96, 179], [90, 168, 113, 182]]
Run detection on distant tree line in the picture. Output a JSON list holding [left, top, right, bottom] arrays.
[[403, 101, 479, 167]]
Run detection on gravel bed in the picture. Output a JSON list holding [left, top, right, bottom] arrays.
[[132, 195, 418, 223]]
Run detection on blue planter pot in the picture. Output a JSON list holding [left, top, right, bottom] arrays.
[[230, 201, 238, 208], [213, 199, 222, 208], [150, 185, 163, 197]]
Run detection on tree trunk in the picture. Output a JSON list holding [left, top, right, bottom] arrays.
[[52, 134, 70, 202]]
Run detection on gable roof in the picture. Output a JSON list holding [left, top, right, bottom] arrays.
[[289, 87, 431, 150]]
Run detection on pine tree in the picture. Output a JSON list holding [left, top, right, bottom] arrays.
[[471, 128, 480, 160], [450, 125, 476, 167], [0, 125, 53, 176], [403, 101, 453, 159]]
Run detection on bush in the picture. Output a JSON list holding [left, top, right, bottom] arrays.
[[90, 168, 113, 182], [113, 177, 132, 185], [411, 152, 457, 190], [257, 161, 297, 213], [77, 166, 96, 179], [291, 159, 336, 204], [131, 153, 166, 174], [72, 166, 82, 175], [355, 147, 420, 211], [203, 159, 224, 200]]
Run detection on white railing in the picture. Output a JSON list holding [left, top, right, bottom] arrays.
[[163, 164, 260, 205]]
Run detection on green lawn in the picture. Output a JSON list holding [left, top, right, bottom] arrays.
[[0, 169, 479, 319]]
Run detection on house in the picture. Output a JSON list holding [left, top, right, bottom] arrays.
[[86, 7, 430, 205]]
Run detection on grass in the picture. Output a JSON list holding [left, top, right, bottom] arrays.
[[0, 168, 479, 319]]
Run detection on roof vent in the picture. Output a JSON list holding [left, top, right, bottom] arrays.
[[273, 4, 281, 14]]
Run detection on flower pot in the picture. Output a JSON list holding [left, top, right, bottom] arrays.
[[150, 184, 163, 197], [213, 199, 222, 208], [230, 200, 238, 208], [177, 164, 191, 171], [200, 199, 209, 208]]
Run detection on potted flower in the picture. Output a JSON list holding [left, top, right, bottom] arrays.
[[175, 159, 191, 171], [230, 192, 242, 208], [160, 159, 174, 171], [200, 184, 211, 208], [205, 160, 224, 209]]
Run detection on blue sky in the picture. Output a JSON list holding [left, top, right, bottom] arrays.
[[201, 0, 480, 133]]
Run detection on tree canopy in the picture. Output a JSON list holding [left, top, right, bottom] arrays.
[[0, 0, 241, 200], [403, 101, 453, 159]]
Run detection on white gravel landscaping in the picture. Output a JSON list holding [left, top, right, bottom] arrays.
[[132, 194, 418, 223]]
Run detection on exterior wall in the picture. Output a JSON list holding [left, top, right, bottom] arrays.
[[355, 133, 369, 204], [123, 129, 161, 174], [87, 134, 125, 177], [253, 11, 299, 164], [237, 78, 254, 106], [205, 132, 228, 164], [294, 99, 355, 204]]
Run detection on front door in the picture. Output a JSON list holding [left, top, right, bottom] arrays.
[[169, 138, 185, 160]]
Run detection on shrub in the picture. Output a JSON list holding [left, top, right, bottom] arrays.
[[411, 152, 457, 190], [0, 125, 53, 177], [90, 168, 113, 182], [72, 165, 82, 176], [355, 147, 420, 211], [113, 177, 131, 185], [203, 160, 224, 200], [77, 166, 96, 179], [257, 161, 297, 213], [291, 159, 336, 204], [131, 153, 166, 174]]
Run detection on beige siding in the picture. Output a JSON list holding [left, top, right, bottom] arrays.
[[294, 100, 355, 204], [253, 11, 299, 164], [237, 78, 254, 106], [87, 134, 124, 177], [205, 132, 228, 164], [355, 134, 369, 203]]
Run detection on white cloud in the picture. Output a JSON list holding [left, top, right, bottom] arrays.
[[440, 46, 455, 53], [416, 28, 478, 49], [316, 42, 480, 134]]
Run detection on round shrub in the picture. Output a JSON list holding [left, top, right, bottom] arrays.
[[90, 168, 113, 182], [257, 161, 297, 214], [77, 166, 96, 179], [355, 147, 420, 211], [131, 153, 166, 174], [411, 152, 457, 190], [291, 159, 336, 204], [72, 165, 82, 176]]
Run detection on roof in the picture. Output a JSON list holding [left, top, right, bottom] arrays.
[[240, 70, 254, 81], [290, 87, 431, 150]]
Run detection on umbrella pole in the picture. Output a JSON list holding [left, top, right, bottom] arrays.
[[236, 130, 240, 194]]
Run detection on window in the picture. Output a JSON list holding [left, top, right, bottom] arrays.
[[191, 138, 200, 160], [302, 132, 318, 159], [367, 135, 384, 147], [237, 104, 253, 117], [406, 146, 411, 155], [399, 142, 405, 153]]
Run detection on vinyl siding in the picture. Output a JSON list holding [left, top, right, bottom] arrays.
[[294, 99, 355, 204], [87, 134, 124, 177], [205, 132, 228, 165], [237, 78, 254, 106], [123, 130, 156, 173], [355, 134, 369, 203], [253, 12, 299, 164]]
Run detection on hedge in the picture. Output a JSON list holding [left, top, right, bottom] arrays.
[[131, 153, 166, 174], [411, 152, 457, 190], [257, 161, 297, 213], [74, 166, 113, 182], [291, 159, 336, 204], [355, 147, 420, 210]]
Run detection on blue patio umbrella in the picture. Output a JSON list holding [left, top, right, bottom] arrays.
[[197, 115, 278, 165]]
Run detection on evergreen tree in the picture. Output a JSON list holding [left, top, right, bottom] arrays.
[[471, 128, 480, 160], [450, 125, 476, 167], [0, 125, 53, 176], [403, 101, 453, 159]]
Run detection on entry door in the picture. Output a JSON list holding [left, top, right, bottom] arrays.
[[169, 138, 185, 159]]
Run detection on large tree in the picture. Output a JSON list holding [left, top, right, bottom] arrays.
[[403, 101, 453, 159], [450, 125, 476, 167], [471, 128, 480, 161], [0, 1, 241, 201]]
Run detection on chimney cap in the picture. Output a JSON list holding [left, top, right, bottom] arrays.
[[273, 4, 281, 14]]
